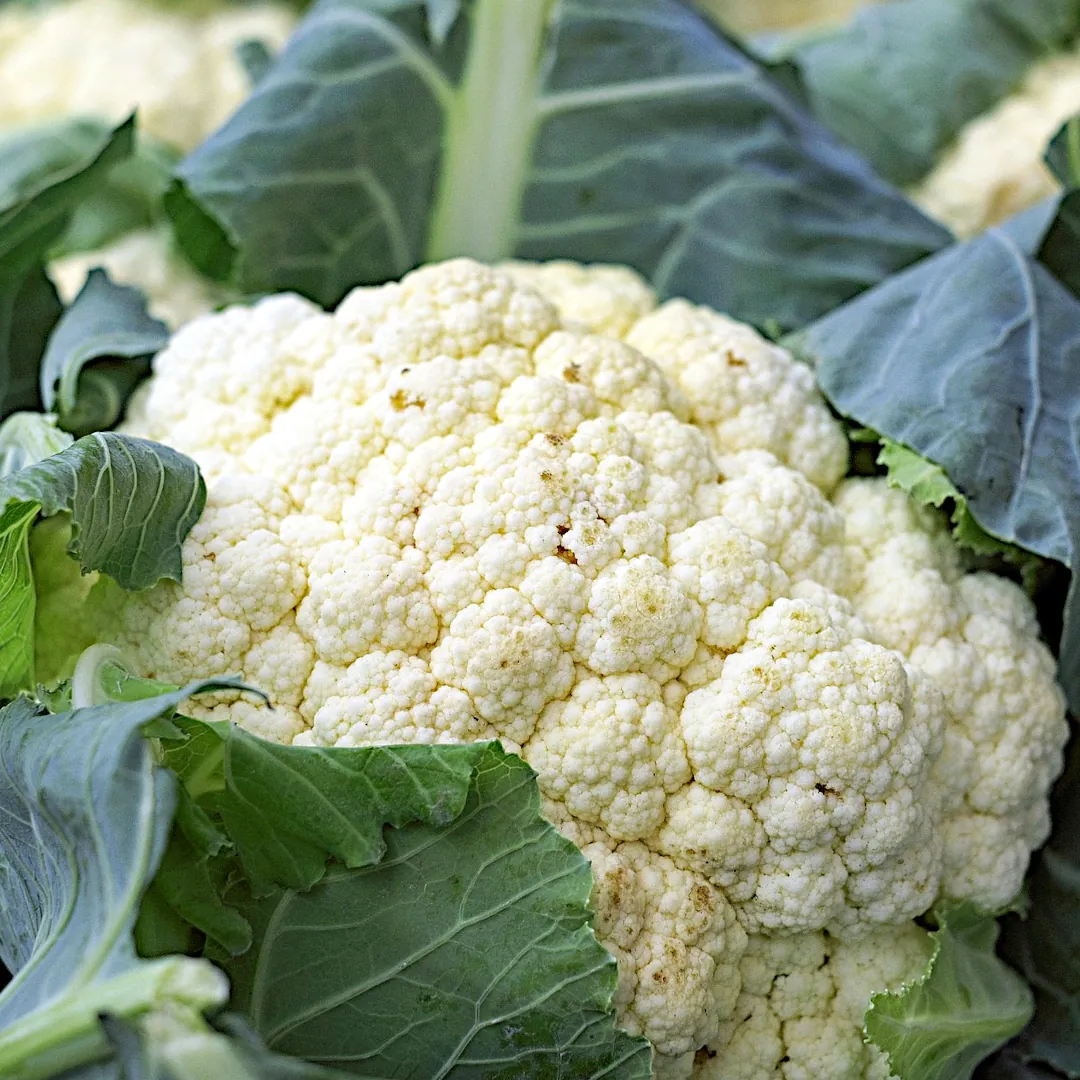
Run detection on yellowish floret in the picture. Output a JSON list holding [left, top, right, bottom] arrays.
[[912, 39, 1080, 236]]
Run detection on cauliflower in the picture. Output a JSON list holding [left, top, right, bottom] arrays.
[[0, 0, 297, 327], [38, 258, 1069, 1077], [51, 226, 225, 329], [912, 39, 1080, 236], [697, 0, 891, 34], [698, 924, 933, 1079], [0, 0, 295, 152]]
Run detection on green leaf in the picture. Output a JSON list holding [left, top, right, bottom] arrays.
[[772, 0, 1080, 185], [788, 228, 1080, 709], [234, 38, 276, 89], [138, 788, 253, 958], [0, 413, 73, 478], [0, 268, 63, 418], [185, 724, 486, 894], [1021, 118, 1080, 301], [215, 743, 652, 1079], [865, 904, 1034, 1080], [0, 433, 205, 697], [0, 117, 178, 257], [168, 0, 947, 331], [0, 118, 135, 416], [0, 502, 39, 702], [0, 432, 204, 590], [0, 685, 237, 1079], [876, 439, 1044, 584], [1046, 114, 1080, 188], [39, 268, 169, 435]]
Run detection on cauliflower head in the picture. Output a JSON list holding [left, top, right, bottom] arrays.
[[912, 39, 1080, 237], [0, 0, 295, 151], [38, 258, 1068, 1077]]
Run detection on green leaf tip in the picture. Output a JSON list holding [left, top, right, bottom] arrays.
[[0, 432, 205, 697], [39, 266, 169, 435]]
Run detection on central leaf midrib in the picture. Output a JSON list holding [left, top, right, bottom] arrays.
[[425, 0, 556, 262]]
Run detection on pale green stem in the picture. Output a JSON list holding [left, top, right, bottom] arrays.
[[426, 0, 557, 261], [0, 957, 227, 1080]]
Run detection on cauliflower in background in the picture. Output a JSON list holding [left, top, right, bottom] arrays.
[[50, 226, 225, 329], [696, 0, 890, 34], [37, 258, 1069, 1078], [911, 39, 1080, 237], [0, 0, 296, 326], [0, 0, 294, 151]]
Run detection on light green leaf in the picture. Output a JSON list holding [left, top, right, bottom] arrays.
[[0, 686, 235, 1079], [0, 433, 205, 697], [865, 904, 1035, 1080], [0, 412, 73, 478], [168, 0, 947, 331], [877, 439, 1044, 576]]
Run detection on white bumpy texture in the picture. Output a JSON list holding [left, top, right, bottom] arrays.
[[41, 258, 1068, 1079]]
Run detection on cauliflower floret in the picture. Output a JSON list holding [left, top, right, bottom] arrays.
[[526, 673, 691, 841], [0, 0, 295, 151], [912, 39, 1080, 236], [41, 258, 1063, 1076], [545, 812, 747, 1076], [698, 924, 932, 1079], [124, 293, 324, 463], [625, 300, 849, 492], [669, 593, 946, 933], [835, 479, 1070, 912], [500, 260, 657, 336]]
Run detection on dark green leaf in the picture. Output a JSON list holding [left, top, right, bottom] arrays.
[[788, 228, 1080, 708], [39, 268, 168, 435], [0, 433, 205, 696], [0, 267, 63, 419], [169, 0, 947, 331], [0, 116, 134, 278], [0, 432, 204, 589], [235, 38, 276, 88], [138, 788, 253, 958], [1022, 118, 1080, 300], [0, 119, 135, 417], [1046, 114, 1080, 187], [866, 904, 1034, 1080], [218, 743, 652, 1079], [1033, 191, 1080, 300], [775, 0, 1080, 185], [219, 728, 484, 893], [0, 685, 235, 1079], [989, 754, 1080, 1079], [0, 118, 177, 258]]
